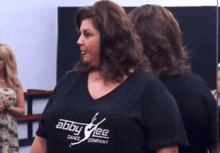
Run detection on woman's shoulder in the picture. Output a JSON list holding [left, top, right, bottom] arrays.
[[52, 71, 85, 92], [159, 72, 210, 95], [136, 72, 178, 108], [160, 72, 206, 86], [58, 71, 84, 84], [134, 71, 162, 83], [48, 71, 85, 99], [181, 72, 206, 82], [131, 71, 168, 92]]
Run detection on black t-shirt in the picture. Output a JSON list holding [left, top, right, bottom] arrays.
[[36, 71, 188, 153], [159, 73, 218, 153]]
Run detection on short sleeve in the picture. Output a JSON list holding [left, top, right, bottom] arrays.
[[36, 71, 80, 138], [140, 78, 189, 151], [160, 73, 218, 148]]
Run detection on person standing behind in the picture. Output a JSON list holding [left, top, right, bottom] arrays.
[[128, 5, 218, 153], [29, 0, 189, 153], [0, 44, 25, 153]]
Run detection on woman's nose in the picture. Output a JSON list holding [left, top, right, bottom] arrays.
[[77, 35, 83, 46]]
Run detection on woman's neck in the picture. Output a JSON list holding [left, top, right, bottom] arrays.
[[87, 71, 128, 100], [88, 71, 102, 82], [88, 70, 128, 84]]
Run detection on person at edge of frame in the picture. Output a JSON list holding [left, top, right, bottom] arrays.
[[0, 44, 25, 153], [128, 4, 218, 153]]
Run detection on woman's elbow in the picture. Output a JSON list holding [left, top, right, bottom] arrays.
[[20, 109, 25, 116]]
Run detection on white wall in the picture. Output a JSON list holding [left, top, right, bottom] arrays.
[[0, 0, 217, 91]]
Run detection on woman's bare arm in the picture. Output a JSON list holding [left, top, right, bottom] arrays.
[[29, 136, 46, 153], [156, 145, 178, 153], [3, 85, 25, 116]]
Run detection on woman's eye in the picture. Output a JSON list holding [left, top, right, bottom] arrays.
[[84, 32, 91, 37]]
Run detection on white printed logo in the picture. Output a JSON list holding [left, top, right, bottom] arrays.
[[55, 112, 109, 147]]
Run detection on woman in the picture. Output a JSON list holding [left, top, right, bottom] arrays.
[[128, 5, 218, 153], [29, 1, 188, 153], [0, 44, 25, 153]]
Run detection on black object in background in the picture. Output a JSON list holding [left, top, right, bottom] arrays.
[[57, 6, 217, 89]]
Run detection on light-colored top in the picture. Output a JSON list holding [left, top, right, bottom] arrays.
[[0, 87, 17, 106]]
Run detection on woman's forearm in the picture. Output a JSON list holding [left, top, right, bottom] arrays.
[[6, 105, 25, 116], [156, 145, 178, 153], [29, 136, 46, 153]]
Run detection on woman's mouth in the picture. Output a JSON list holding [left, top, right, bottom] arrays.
[[81, 52, 86, 55]]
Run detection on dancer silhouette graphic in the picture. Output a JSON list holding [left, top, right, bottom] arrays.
[[69, 112, 106, 147]]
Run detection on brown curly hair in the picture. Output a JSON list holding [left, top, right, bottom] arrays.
[[73, 0, 150, 82], [128, 4, 191, 76]]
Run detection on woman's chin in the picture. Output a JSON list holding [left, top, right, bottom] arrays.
[[82, 60, 100, 70]]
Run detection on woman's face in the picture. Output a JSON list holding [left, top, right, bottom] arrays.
[[77, 18, 101, 67]]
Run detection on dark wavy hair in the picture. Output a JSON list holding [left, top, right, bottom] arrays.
[[73, 0, 150, 82], [128, 4, 191, 76]]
